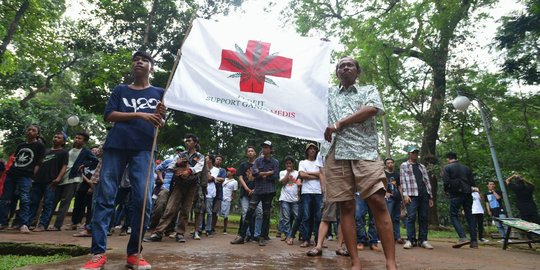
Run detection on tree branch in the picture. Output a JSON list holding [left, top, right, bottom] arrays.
[[0, 0, 30, 62]]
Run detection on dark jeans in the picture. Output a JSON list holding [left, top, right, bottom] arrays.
[[239, 192, 274, 239], [29, 182, 56, 228], [0, 175, 32, 226], [110, 187, 131, 231], [386, 197, 402, 240], [300, 193, 323, 243], [72, 181, 93, 226], [356, 194, 378, 244], [406, 193, 430, 243], [53, 182, 78, 229], [288, 198, 304, 239], [450, 194, 477, 241]]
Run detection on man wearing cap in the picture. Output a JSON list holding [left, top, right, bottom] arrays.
[[322, 57, 396, 270], [81, 51, 166, 270], [298, 143, 323, 247], [400, 146, 434, 250], [231, 140, 279, 246], [220, 167, 238, 234]]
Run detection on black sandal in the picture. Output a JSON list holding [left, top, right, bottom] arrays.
[[307, 247, 322, 257]]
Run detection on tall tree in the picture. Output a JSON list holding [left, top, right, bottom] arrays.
[[287, 0, 497, 224]]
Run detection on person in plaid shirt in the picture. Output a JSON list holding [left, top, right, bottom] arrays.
[[400, 145, 434, 250]]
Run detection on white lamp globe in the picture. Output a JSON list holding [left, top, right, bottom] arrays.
[[452, 96, 471, 111], [67, 115, 80, 126]]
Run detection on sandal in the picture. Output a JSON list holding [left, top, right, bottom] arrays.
[[307, 247, 322, 257], [300, 241, 310, 248], [73, 230, 91, 237], [335, 247, 350, 257], [286, 237, 294, 245]]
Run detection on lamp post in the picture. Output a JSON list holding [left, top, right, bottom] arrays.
[[64, 115, 80, 134], [452, 95, 513, 217]]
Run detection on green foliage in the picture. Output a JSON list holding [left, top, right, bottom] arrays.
[[496, 0, 540, 84], [0, 254, 71, 270]]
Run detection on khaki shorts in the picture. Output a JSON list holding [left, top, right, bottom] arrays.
[[324, 146, 386, 202], [321, 201, 337, 222]]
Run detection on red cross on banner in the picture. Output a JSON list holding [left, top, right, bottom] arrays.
[[219, 40, 293, 94]]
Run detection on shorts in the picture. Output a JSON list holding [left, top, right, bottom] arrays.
[[324, 145, 386, 202], [321, 201, 337, 222], [220, 200, 232, 218], [212, 198, 222, 214]]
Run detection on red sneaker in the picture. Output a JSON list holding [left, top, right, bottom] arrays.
[[80, 254, 106, 270], [126, 254, 152, 270]]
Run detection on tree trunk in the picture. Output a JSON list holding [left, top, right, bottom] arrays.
[[141, 0, 160, 50], [421, 55, 448, 226]]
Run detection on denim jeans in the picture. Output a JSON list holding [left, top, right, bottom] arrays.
[[493, 212, 507, 238], [278, 201, 299, 237], [300, 193, 323, 243], [0, 175, 32, 226], [29, 182, 56, 228], [356, 194, 378, 244], [386, 197, 402, 240], [110, 187, 131, 231], [200, 197, 214, 233], [450, 194, 477, 241], [239, 193, 274, 239], [240, 196, 262, 238], [90, 149, 154, 255], [406, 193, 430, 243], [289, 198, 303, 239]]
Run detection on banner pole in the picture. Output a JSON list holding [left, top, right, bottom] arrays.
[[136, 17, 197, 263]]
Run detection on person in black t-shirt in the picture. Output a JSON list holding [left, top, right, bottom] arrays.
[[506, 174, 540, 224], [29, 131, 69, 232], [0, 124, 46, 233], [384, 158, 404, 244]]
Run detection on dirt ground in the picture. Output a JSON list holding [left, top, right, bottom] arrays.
[[1, 227, 539, 270]]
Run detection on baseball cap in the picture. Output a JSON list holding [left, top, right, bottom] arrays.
[[260, 140, 272, 148], [226, 167, 236, 175], [406, 145, 420, 153]]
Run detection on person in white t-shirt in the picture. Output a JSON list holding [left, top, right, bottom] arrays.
[[298, 143, 323, 247], [201, 155, 219, 236], [220, 168, 238, 234], [278, 156, 300, 243], [471, 187, 488, 243]]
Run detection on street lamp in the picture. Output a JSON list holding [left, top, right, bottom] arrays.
[[452, 95, 513, 217], [64, 115, 80, 134]]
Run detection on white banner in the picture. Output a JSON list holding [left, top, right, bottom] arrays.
[[165, 18, 332, 141]]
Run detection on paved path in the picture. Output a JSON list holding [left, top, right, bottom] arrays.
[[1, 228, 539, 269]]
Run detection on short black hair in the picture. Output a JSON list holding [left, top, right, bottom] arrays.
[[335, 56, 362, 74], [185, 133, 199, 143], [446, 152, 458, 160], [246, 146, 256, 152], [283, 155, 296, 164], [132, 51, 154, 66], [384, 158, 394, 165], [76, 132, 90, 142], [207, 154, 215, 165], [28, 123, 41, 135]]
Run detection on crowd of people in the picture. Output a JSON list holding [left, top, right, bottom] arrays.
[[0, 53, 538, 270]]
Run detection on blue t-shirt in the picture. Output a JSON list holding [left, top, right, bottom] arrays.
[[103, 84, 165, 151]]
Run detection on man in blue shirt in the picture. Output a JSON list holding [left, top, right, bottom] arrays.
[[81, 51, 166, 270], [231, 140, 279, 246]]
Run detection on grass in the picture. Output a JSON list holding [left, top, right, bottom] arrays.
[[0, 254, 71, 270]]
